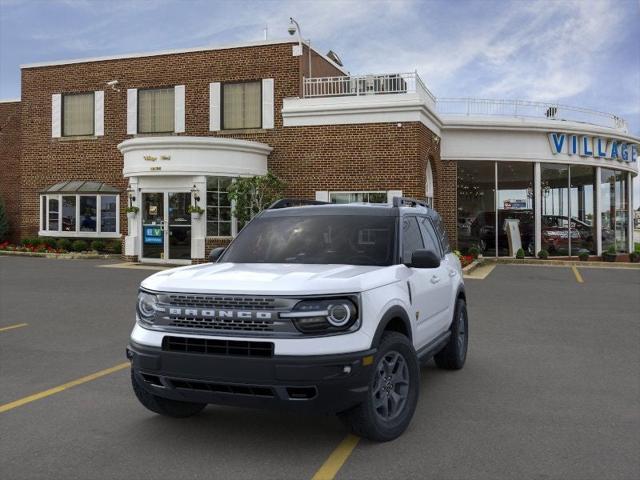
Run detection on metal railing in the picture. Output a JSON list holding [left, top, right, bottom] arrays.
[[436, 98, 628, 131], [303, 72, 436, 102]]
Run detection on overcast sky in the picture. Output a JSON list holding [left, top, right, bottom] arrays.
[[1, 0, 639, 205]]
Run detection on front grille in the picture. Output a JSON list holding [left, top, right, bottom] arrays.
[[168, 316, 274, 332], [166, 294, 278, 310], [162, 336, 274, 357], [169, 379, 275, 398]]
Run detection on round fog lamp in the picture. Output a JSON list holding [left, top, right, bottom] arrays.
[[327, 303, 351, 327]]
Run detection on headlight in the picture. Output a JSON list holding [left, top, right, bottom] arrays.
[[281, 297, 359, 334], [136, 290, 158, 325]]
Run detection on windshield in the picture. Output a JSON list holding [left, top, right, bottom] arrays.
[[221, 215, 397, 266]]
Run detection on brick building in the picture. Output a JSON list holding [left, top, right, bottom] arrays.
[[0, 38, 638, 263]]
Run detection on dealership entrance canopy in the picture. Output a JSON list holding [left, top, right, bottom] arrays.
[[1, 39, 637, 263]]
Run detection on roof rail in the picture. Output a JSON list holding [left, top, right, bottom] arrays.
[[268, 198, 330, 209], [392, 197, 430, 208]]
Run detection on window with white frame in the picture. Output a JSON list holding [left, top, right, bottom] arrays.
[[40, 193, 120, 237], [222, 81, 261, 130], [329, 191, 388, 204], [206, 177, 234, 236], [138, 87, 175, 133], [62, 92, 94, 136]]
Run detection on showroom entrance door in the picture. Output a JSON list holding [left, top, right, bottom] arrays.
[[141, 192, 192, 263]]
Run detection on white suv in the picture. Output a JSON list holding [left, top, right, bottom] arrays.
[[127, 197, 468, 441]]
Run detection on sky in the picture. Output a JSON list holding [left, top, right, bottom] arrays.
[[1, 0, 639, 204]]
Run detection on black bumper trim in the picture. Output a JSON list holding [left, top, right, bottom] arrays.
[[127, 340, 376, 414]]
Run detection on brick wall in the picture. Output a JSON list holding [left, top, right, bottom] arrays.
[[0, 101, 21, 242]]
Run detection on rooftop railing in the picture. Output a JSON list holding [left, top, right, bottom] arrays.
[[301, 74, 627, 131]]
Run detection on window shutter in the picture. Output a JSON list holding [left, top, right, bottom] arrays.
[[94, 91, 104, 136], [262, 78, 274, 129], [315, 191, 329, 202], [209, 82, 221, 131], [127, 88, 137, 134], [174, 85, 185, 133], [51, 94, 61, 138], [387, 190, 403, 204]]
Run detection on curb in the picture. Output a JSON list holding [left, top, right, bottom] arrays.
[[491, 257, 640, 269], [0, 250, 120, 260], [462, 259, 483, 274]]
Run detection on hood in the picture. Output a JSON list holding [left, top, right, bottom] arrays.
[[141, 262, 405, 295]]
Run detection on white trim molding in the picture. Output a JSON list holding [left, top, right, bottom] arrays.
[[209, 82, 221, 132], [126, 89, 137, 135], [262, 78, 275, 129], [174, 85, 186, 133], [94, 90, 104, 136], [51, 94, 61, 138]]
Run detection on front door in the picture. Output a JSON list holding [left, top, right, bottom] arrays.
[[141, 192, 191, 263]]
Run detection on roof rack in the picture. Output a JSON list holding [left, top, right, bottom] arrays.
[[268, 198, 330, 209], [392, 197, 430, 208]]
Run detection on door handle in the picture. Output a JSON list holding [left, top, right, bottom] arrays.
[[430, 275, 441, 284], [449, 269, 457, 277]]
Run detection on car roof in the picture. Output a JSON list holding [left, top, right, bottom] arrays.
[[261, 202, 439, 219]]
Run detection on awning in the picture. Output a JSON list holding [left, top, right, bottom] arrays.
[[41, 181, 120, 194]]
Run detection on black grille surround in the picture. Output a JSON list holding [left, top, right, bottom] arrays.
[[166, 294, 278, 310], [162, 335, 274, 357]]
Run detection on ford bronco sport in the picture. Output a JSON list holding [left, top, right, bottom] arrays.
[[127, 197, 468, 441]]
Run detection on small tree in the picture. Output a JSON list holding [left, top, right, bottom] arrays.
[[227, 172, 286, 226], [0, 197, 9, 242]]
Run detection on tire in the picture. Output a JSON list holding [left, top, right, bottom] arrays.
[[131, 369, 206, 418], [434, 298, 468, 370], [338, 332, 420, 442]]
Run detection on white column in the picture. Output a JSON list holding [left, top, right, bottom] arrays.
[[124, 177, 140, 258], [534, 162, 541, 256], [628, 171, 633, 253], [595, 167, 602, 256], [191, 175, 207, 260]]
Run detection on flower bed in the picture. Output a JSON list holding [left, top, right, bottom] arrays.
[[0, 237, 121, 255]]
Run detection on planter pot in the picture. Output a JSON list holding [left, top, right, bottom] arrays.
[[603, 253, 617, 262], [191, 212, 203, 221], [127, 212, 137, 222], [629, 253, 640, 263]]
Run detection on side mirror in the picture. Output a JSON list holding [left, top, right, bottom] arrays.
[[408, 249, 440, 269], [208, 247, 225, 263]]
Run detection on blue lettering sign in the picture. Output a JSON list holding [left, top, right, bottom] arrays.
[[610, 141, 619, 159], [632, 144, 638, 162], [620, 143, 628, 161], [144, 226, 163, 245], [570, 135, 578, 155], [548, 133, 565, 154], [596, 138, 607, 157], [580, 136, 593, 156]]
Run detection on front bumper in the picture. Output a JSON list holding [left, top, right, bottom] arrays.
[[127, 340, 376, 414]]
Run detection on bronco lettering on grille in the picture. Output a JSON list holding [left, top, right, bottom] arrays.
[[168, 308, 273, 320]]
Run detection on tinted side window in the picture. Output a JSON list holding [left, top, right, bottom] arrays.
[[419, 217, 442, 257], [433, 215, 451, 253], [402, 216, 424, 263]]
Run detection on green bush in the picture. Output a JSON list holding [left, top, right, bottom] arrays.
[[21, 237, 36, 247], [90, 240, 106, 252], [38, 237, 57, 249], [515, 248, 525, 259], [57, 238, 72, 251], [468, 246, 480, 259], [606, 244, 617, 255], [0, 197, 8, 242], [71, 240, 88, 252], [537, 249, 549, 260], [578, 251, 589, 261], [107, 240, 122, 254]]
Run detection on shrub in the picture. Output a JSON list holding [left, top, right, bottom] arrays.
[[0, 197, 8, 242], [108, 240, 122, 254], [38, 237, 57, 249], [21, 237, 37, 247], [468, 246, 480, 259], [71, 240, 88, 252], [578, 251, 590, 261], [537, 249, 549, 260], [606, 244, 617, 255], [57, 238, 72, 251], [90, 240, 106, 252], [515, 248, 525, 259], [630, 252, 640, 263]]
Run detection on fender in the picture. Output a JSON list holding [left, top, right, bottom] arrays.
[[370, 305, 413, 348]]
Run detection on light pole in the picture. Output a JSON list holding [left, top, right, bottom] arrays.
[[288, 17, 311, 78]]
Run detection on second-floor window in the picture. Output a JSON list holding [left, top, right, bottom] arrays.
[[138, 87, 175, 133], [63, 92, 94, 136], [222, 81, 261, 130]]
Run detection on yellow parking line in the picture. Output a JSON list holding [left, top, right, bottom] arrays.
[[311, 434, 360, 480], [0, 323, 28, 333], [0, 362, 129, 414], [571, 265, 584, 283]]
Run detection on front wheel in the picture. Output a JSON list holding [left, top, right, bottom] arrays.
[[338, 332, 420, 442], [434, 298, 468, 370], [131, 369, 206, 418]]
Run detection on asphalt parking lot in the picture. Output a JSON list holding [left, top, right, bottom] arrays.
[[1, 257, 639, 480]]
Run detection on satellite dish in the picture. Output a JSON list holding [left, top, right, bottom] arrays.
[[326, 50, 343, 67]]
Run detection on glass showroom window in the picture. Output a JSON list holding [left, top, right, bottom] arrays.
[[329, 192, 388, 204], [206, 177, 234, 236], [62, 92, 94, 136], [138, 87, 175, 133], [601, 169, 629, 253], [40, 194, 119, 236], [222, 81, 261, 130], [541, 164, 570, 256], [497, 162, 534, 256], [569, 165, 596, 255], [457, 161, 496, 256]]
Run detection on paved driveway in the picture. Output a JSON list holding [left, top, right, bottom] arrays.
[[0, 257, 638, 480]]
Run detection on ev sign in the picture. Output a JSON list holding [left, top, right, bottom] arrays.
[[548, 132, 638, 163]]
